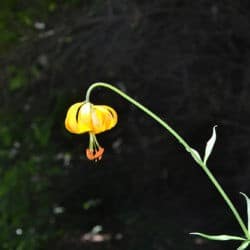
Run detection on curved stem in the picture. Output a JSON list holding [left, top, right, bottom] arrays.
[[200, 163, 249, 238], [86, 82, 191, 151], [85, 82, 249, 238]]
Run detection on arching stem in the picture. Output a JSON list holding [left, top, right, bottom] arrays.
[[85, 82, 249, 238]]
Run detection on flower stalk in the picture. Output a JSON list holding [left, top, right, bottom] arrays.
[[85, 82, 250, 240]]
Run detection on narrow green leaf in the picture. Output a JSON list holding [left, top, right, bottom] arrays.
[[190, 232, 245, 241], [240, 192, 250, 232], [204, 125, 217, 164], [237, 241, 250, 250], [189, 148, 202, 164]]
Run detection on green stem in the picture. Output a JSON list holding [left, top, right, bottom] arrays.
[[200, 163, 249, 238], [85, 82, 249, 238], [86, 83, 191, 150]]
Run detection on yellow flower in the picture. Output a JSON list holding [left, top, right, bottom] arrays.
[[65, 101, 117, 160]]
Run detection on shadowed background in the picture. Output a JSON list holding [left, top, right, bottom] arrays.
[[1, 1, 250, 249]]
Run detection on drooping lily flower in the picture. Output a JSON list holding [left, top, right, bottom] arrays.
[[65, 101, 117, 161]]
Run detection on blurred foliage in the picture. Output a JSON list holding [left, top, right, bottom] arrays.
[[0, 0, 82, 53], [0, 107, 65, 249], [0, 0, 74, 242]]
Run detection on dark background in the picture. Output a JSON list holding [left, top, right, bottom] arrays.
[[1, 1, 250, 249]]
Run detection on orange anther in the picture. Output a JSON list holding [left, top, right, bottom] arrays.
[[86, 147, 104, 161]]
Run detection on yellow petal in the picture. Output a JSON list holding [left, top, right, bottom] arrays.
[[77, 102, 94, 132], [101, 105, 118, 129], [91, 105, 118, 134], [66, 101, 118, 135], [65, 102, 90, 134], [91, 107, 107, 133], [65, 102, 82, 133]]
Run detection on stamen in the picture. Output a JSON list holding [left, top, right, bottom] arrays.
[[86, 147, 104, 161]]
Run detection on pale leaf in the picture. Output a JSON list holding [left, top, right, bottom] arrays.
[[237, 241, 250, 250], [240, 192, 250, 232], [190, 232, 245, 241], [204, 125, 217, 164], [189, 148, 202, 164]]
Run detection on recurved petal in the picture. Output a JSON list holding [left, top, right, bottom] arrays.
[[65, 102, 83, 133], [91, 105, 118, 134], [77, 102, 94, 132], [101, 105, 118, 129], [89, 106, 106, 133]]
